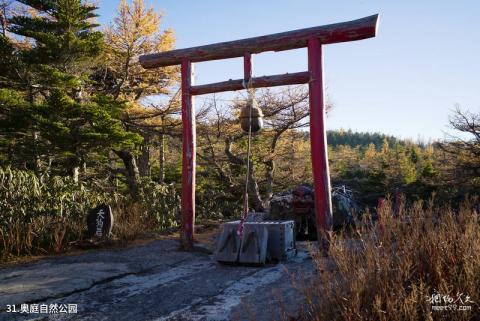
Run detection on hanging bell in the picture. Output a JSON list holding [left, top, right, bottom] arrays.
[[239, 96, 264, 133]]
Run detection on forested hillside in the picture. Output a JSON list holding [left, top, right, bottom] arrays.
[[327, 129, 402, 150]]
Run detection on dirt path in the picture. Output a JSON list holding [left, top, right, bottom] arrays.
[[0, 237, 316, 321]]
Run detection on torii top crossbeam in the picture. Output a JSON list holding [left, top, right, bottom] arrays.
[[140, 14, 379, 250], [140, 15, 378, 68]]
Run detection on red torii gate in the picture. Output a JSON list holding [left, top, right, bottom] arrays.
[[140, 14, 379, 249]]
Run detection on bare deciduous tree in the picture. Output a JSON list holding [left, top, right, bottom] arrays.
[[197, 86, 331, 212], [439, 107, 480, 186]]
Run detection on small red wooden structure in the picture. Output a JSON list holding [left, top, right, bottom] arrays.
[[140, 15, 379, 249]]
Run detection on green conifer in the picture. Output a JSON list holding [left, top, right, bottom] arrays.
[[0, 0, 141, 179]]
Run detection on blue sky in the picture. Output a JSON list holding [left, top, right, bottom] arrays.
[[97, 1, 480, 140]]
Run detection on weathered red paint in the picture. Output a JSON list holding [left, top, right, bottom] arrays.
[[244, 53, 252, 82], [307, 37, 333, 245], [190, 72, 310, 96], [180, 59, 195, 249], [139, 15, 379, 68]]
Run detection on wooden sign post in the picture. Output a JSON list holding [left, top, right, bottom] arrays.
[[140, 15, 379, 250]]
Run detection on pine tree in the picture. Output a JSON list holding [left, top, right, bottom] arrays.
[[0, 0, 141, 180]]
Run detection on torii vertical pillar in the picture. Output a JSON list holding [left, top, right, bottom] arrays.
[[180, 59, 195, 249], [307, 38, 333, 246]]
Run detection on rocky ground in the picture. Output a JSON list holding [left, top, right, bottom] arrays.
[[0, 233, 317, 321]]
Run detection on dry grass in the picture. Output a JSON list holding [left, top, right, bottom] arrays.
[[112, 202, 156, 242], [301, 198, 480, 321]]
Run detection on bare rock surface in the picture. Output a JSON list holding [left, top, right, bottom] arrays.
[[0, 239, 315, 321]]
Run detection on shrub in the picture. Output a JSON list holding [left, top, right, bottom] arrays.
[[0, 168, 180, 260], [138, 178, 180, 230], [196, 188, 241, 220], [0, 167, 117, 258]]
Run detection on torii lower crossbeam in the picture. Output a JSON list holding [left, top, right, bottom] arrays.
[[140, 14, 379, 250]]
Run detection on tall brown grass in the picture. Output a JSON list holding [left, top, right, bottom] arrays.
[[302, 198, 480, 321]]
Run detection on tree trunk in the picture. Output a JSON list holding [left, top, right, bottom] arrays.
[[28, 85, 42, 175], [158, 133, 165, 184], [69, 156, 83, 183], [138, 135, 151, 177], [108, 151, 117, 187], [80, 161, 87, 179], [114, 149, 140, 197], [247, 162, 265, 212], [44, 156, 53, 178], [72, 166, 80, 183], [7, 139, 14, 164], [264, 159, 275, 205], [224, 136, 265, 212], [32, 131, 41, 175]]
